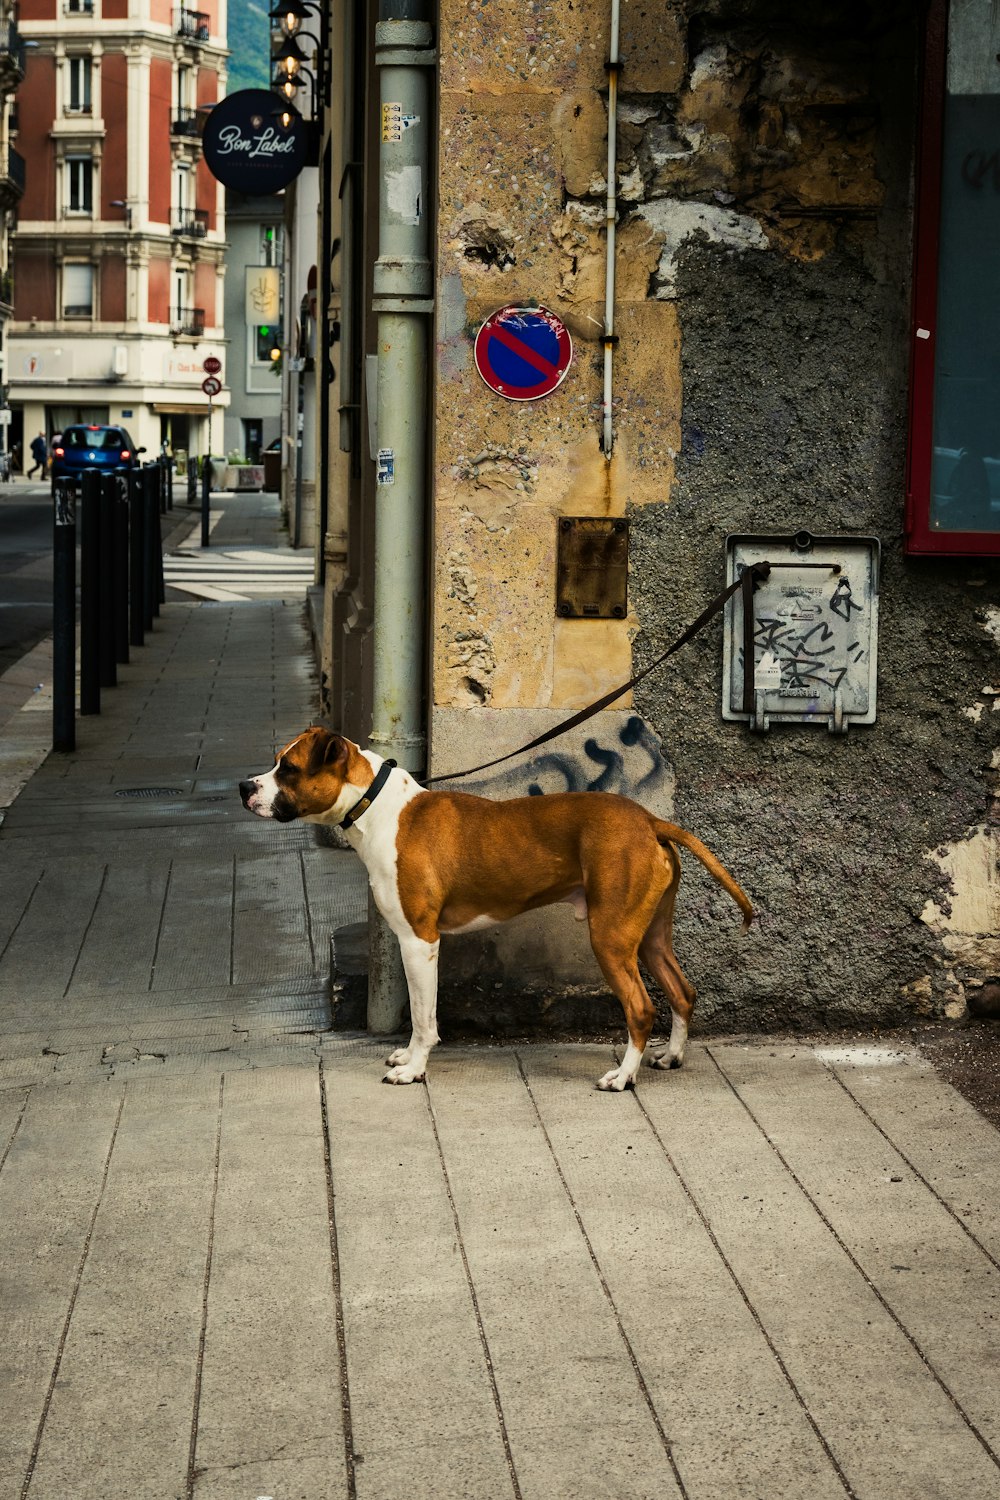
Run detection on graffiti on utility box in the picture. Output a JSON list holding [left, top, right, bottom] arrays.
[[722, 533, 880, 733]]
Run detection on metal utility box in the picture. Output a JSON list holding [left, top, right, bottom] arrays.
[[722, 531, 880, 733]]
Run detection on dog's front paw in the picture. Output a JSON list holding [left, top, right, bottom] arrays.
[[386, 1046, 411, 1066], [383, 1064, 426, 1085], [596, 1067, 634, 1093]]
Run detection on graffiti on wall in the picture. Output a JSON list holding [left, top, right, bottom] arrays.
[[456, 714, 672, 802]]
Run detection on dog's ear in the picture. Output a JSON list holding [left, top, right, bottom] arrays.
[[307, 726, 347, 776]]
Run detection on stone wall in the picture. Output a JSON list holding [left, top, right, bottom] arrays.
[[431, 0, 1000, 1033]]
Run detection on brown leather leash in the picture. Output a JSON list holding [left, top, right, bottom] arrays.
[[422, 560, 772, 787]]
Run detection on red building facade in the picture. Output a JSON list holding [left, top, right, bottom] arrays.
[[9, 0, 228, 460]]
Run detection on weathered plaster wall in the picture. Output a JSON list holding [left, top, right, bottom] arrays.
[[432, 0, 1000, 1032], [435, 0, 680, 727], [627, 4, 1000, 1030]]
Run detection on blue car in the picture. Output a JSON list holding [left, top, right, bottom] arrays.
[[51, 424, 145, 482]]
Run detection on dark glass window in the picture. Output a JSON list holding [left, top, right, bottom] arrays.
[[907, 0, 1000, 554]]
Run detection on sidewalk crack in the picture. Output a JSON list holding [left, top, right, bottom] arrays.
[[424, 1078, 523, 1500], [21, 1086, 128, 1500], [318, 1059, 358, 1500], [186, 1074, 225, 1500], [515, 1051, 690, 1500]]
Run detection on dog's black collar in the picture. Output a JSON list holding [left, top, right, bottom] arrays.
[[338, 759, 397, 830]]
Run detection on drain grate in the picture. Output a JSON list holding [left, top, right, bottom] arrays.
[[114, 787, 185, 799]]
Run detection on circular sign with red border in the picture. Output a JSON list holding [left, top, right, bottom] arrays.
[[203, 356, 222, 375], [201, 375, 222, 397], [474, 305, 573, 401]]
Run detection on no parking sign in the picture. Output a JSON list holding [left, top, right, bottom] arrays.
[[474, 305, 573, 401]]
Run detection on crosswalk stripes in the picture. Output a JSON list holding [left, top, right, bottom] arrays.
[[163, 545, 314, 601]]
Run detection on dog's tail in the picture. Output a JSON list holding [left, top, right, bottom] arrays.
[[653, 819, 753, 930]]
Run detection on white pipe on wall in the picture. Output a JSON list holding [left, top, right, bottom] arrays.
[[602, 0, 621, 457]]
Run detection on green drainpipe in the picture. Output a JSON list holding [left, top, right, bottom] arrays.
[[366, 6, 435, 1034]]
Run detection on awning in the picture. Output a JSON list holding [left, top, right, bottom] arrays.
[[151, 402, 227, 414]]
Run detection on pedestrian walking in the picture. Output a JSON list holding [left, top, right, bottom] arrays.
[[27, 431, 47, 478]]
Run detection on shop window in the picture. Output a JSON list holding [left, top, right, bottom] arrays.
[[908, 0, 1000, 554]]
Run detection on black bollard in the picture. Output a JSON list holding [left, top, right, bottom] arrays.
[[80, 469, 101, 715], [142, 468, 156, 632], [111, 473, 130, 665], [129, 468, 145, 648], [52, 482, 76, 752], [150, 467, 165, 610], [98, 476, 116, 690], [201, 454, 211, 548]]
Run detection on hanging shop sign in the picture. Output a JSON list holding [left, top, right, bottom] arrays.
[[474, 305, 573, 401], [202, 89, 307, 195], [245, 267, 281, 324]]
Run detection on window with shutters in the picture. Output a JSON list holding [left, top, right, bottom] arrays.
[[62, 262, 94, 319], [65, 155, 93, 214], [67, 56, 92, 114]]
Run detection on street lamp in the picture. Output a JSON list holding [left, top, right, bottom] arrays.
[[271, 0, 310, 39], [269, 0, 327, 120], [273, 32, 306, 77], [110, 198, 133, 229]]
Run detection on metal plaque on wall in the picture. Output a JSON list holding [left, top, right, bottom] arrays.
[[722, 531, 880, 733], [556, 517, 629, 619]]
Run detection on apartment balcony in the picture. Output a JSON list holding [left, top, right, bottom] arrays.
[[0, 145, 25, 207], [172, 208, 209, 239], [0, 22, 26, 89], [170, 108, 203, 140], [175, 8, 210, 43], [170, 305, 205, 337], [0, 269, 13, 312]]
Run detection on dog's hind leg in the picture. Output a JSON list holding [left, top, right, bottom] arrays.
[[592, 943, 658, 1091], [383, 933, 441, 1084], [639, 850, 696, 1069], [585, 846, 669, 1091], [586, 893, 660, 1092]]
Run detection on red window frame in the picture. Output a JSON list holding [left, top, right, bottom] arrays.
[[905, 0, 1000, 555]]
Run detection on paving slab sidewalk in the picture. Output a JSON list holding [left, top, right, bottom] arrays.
[[2, 494, 1000, 1499]]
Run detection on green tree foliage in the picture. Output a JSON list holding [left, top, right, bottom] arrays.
[[227, 0, 270, 94]]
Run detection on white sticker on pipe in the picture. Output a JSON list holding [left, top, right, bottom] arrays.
[[387, 166, 422, 226], [376, 448, 395, 486], [916, 327, 931, 339]]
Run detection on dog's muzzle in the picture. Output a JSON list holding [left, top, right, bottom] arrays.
[[239, 777, 299, 822]]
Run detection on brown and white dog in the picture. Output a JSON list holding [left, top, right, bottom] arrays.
[[240, 726, 751, 1091]]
